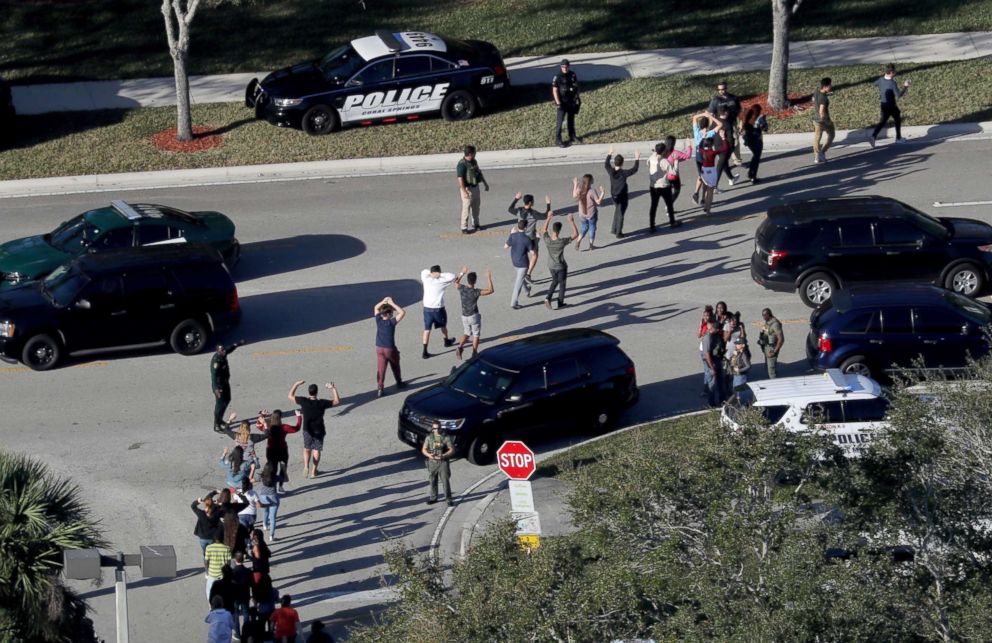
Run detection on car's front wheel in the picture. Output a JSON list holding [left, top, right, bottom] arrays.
[[466, 433, 499, 465], [945, 263, 985, 297], [840, 356, 871, 378], [799, 272, 837, 308], [21, 334, 61, 371], [301, 104, 340, 136], [170, 318, 209, 355], [441, 91, 478, 122]]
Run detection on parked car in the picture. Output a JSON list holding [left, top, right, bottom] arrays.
[[0, 244, 241, 370], [0, 200, 240, 289], [246, 30, 510, 135], [750, 196, 992, 307], [805, 284, 992, 379], [721, 369, 888, 457], [397, 328, 638, 464]]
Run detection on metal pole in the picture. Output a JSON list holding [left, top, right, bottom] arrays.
[[114, 552, 129, 643]]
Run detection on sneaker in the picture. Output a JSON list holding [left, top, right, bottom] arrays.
[[714, 187, 722, 195], [376, 387, 384, 398], [729, 173, 740, 185], [426, 497, 437, 505], [396, 380, 408, 389], [869, 135, 877, 149], [473, 225, 481, 232], [671, 221, 683, 228], [443, 338, 456, 347], [512, 303, 521, 310], [557, 140, 567, 148], [455, 346, 463, 360], [691, 193, 700, 205], [422, 349, 430, 359], [557, 302, 570, 309], [545, 300, 552, 310], [813, 155, 823, 164], [571, 136, 584, 144], [461, 229, 472, 235], [895, 137, 909, 144]]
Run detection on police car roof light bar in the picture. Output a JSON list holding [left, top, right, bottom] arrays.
[[111, 200, 143, 221], [375, 30, 405, 53], [825, 368, 853, 392]]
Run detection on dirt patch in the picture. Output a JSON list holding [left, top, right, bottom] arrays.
[[741, 92, 813, 119], [149, 126, 225, 153]]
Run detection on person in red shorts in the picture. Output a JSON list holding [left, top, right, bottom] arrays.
[[270, 594, 300, 643]]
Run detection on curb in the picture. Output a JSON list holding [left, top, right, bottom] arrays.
[[430, 407, 709, 567], [2, 121, 990, 200]]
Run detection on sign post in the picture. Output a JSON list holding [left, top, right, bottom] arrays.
[[496, 441, 541, 550]]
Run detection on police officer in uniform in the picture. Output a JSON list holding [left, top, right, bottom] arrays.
[[759, 308, 784, 379], [421, 421, 455, 506], [211, 340, 246, 432], [552, 59, 582, 148]]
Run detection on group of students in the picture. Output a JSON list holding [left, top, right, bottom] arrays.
[[698, 301, 754, 408]]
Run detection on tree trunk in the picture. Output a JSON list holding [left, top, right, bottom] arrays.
[[173, 51, 193, 142], [768, 0, 791, 111]]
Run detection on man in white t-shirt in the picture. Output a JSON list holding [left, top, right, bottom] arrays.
[[421, 264, 467, 359]]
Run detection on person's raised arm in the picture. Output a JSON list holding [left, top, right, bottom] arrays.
[[480, 269, 495, 296], [541, 209, 553, 236], [544, 195, 551, 214], [604, 145, 613, 172], [509, 192, 521, 216], [226, 339, 247, 354], [288, 379, 304, 403], [373, 297, 389, 316], [326, 382, 341, 407], [571, 177, 580, 199], [593, 186, 606, 205], [387, 296, 406, 323]]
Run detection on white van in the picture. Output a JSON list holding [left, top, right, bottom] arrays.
[[720, 369, 888, 457]]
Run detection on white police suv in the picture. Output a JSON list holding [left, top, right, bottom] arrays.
[[245, 30, 510, 135], [721, 369, 890, 457]]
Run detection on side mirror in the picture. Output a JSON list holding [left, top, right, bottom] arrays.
[[75, 298, 91, 310]]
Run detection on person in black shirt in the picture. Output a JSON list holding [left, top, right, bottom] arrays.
[[508, 193, 551, 277], [604, 145, 640, 238], [288, 380, 341, 479], [373, 296, 407, 398], [707, 81, 742, 181], [210, 340, 246, 433], [552, 59, 582, 148]]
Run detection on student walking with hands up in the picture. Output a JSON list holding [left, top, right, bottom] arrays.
[[288, 379, 341, 479], [572, 174, 605, 251]]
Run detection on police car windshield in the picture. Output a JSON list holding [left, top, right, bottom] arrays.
[[49, 215, 100, 253], [446, 359, 515, 402], [318, 45, 365, 82]]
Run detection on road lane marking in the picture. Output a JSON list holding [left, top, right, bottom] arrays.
[[252, 346, 353, 357], [934, 200, 992, 208]]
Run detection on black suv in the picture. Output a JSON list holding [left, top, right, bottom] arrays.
[[0, 245, 241, 370], [751, 196, 992, 307], [398, 328, 639, 465], [806, 284, 992, 379]]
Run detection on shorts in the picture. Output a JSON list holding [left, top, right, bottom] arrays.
[[303, 432, 324, 451], [701, 166, 719, 188], [461, 313, 481, 338], [423, 307, 448, 331]]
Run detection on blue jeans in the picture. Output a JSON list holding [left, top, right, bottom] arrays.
[[704, 364, 724, 407], [579, 216, 597, 243], [732, 374, 748, 389], [260, 495, 279, 537], [198, 537, 212, 555]]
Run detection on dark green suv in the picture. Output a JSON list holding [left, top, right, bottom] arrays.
[[0, 200, 240, 289]]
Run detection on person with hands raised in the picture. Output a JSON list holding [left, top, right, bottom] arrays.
[[453, 268, 495, 360], [542, 210, 579, 310], [288, 379, 340, 479], [605, 144, 640, 238], [373, 296, 407, 397]]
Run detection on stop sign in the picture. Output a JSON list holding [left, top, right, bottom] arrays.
[[496, 441, 536, 480]]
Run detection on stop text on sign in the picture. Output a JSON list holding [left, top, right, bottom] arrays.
[[499, 452, 533, 468]]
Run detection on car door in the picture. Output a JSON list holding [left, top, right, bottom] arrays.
[[339, 59, 396, 123], [497, 366, 553, 436], [874, 219, 945, 280], [912, 306, 971, 368], [121, 268, 176, 343], [837, 397, 889, 454], [391, 55, 442, 117], [541, 358, 590, 433], [829, 220, 876, 282], [88, 226, 135, 252], [62, 274, 129, 350], [137, 222, 186, 247], [879, 307, 917, 371]]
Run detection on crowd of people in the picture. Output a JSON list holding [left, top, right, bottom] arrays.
[[697, 303, 784, 407]]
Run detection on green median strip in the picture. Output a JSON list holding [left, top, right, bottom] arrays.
[[1, 59, 990, 182], [3, 0, 991, 81]]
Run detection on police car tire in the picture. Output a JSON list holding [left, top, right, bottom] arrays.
[[170, 318, 209, 356], [467, 433, 498, 465], [441, 91, 477, 122], [301, 104, 340, 136], [21, 334, 60, 371]]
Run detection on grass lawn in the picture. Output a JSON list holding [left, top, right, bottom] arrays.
[[2, 59, 990, 181], [1, 0, 991, 82]]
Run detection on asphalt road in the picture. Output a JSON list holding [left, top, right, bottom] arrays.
[[2, 137, 990, 641]]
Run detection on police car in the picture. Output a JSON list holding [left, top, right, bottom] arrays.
[[245, 30, 510, 135], [720, 370, 890, 457]]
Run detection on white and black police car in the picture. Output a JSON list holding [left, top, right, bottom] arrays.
[[245, 30, 510, 135]]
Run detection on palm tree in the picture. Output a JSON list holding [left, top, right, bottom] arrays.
[[0, 450, 106, 642]]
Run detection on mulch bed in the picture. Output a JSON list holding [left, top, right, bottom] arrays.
[[149, 126, 225, 152], [741, 92, 813, 119]]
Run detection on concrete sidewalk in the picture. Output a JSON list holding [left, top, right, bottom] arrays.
[[10, 31, 992, 115], [2, 121, 990, 199]]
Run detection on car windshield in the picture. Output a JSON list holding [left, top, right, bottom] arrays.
[[42, 264, 87, 307], [49, 214, 100, 253], [446, 359, 516, 402], [942, 289, 992, 324], [318, 45, 365, 82], [903, 205, 950, 239]]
